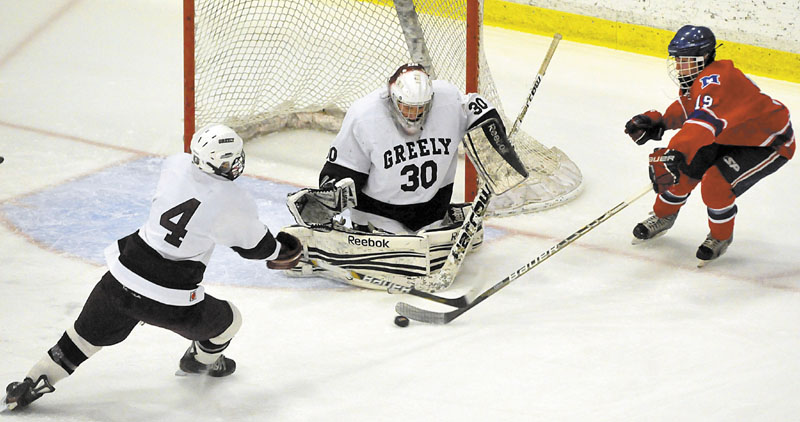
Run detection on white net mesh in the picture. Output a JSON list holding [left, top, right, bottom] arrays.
[[190, 0, 581, 215]]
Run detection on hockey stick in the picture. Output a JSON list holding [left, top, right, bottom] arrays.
[[509, 33, 561, 136], [428, 33, 564, 291], [395, 184, 653, 324], [306, 258, 471, 308]]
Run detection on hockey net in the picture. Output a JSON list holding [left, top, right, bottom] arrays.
[[184, 0, 582, 216]]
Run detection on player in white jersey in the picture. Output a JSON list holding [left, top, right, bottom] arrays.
[[319, 63, 503, 233], [3, 125, 302, 411]]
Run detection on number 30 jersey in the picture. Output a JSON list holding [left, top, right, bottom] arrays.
[[104, 154, 278, 306], [324, 80, 499, 232]]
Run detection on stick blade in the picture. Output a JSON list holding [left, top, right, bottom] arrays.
[[395, 302, 451, 325]]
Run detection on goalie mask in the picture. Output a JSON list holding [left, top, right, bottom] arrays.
[[190, 124, 245, 180], [667, 25, 717, 93], [388, 63, 433, 135]]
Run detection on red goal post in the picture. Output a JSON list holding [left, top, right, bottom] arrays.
[[183, 0, 581, 214]]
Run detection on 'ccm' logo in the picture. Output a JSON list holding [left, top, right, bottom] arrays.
[[348, 236, 390, 248]]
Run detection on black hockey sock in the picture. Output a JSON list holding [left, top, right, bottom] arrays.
[[47, 332, 89, 375]]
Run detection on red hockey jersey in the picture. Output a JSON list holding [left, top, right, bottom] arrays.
[[661, 60, 794, 165]]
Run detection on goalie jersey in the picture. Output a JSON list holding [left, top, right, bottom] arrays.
[[321, 80, 500, 232], [104, 154, 279, 306]]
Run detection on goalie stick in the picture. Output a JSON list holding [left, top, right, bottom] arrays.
[[306, 258, 472, 307], [509, 33, 561, 136], [395, 184, 653, 324], [423, 33, 564, 291]]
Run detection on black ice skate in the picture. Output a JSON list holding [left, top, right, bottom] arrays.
[[2, 375, 54, 411], [176, 344, 236, 377], [632, 212, 678, 244], [696, 233, 733, 267]]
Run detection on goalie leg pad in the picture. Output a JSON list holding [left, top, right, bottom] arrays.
[[421, 218, 484, 272], [279, 224, 429, 290], [279, 219, 483, 291]]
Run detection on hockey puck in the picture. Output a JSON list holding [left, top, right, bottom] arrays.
[[394, 315, 409, 327], [0, 156, 4, 164]]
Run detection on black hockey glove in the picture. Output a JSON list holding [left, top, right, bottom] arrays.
[[267, 232, 303, 270], [648, 148, 687, 194], [625, 111, 666, 145]]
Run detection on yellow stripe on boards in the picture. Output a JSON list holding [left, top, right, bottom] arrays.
[[484, 0, 800, 83]]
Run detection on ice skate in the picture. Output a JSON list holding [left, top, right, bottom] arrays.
[[696, 233, 733, 267], [176, 344, 236, 377], [2, 375, 54, 411], [632, 212, 678, 244]]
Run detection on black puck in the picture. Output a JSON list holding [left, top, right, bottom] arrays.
[[394, 315, 409, 327], [0, 156, 4, 164]]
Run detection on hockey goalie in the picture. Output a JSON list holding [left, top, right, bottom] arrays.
[[281, 63, 528, 293]]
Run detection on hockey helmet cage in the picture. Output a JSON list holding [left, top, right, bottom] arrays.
[[190, 124, 245, 180], [388, 63, 433, 135], [667, 25, 717, 92]]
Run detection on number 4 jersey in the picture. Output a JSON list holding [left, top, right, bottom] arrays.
[[323, 80, 500, 232], [104, 154, 278, 306]]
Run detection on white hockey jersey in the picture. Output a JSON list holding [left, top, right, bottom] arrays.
[[325, 80, 498, 232], [104, 153, 278, 306]]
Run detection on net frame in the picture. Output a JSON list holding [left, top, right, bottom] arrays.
[[183, 0, 581, 214]]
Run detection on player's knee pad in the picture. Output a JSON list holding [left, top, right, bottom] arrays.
[[209, 302, 242, 345]]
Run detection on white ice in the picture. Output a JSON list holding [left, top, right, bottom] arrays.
[[1, 1, 799, 421]]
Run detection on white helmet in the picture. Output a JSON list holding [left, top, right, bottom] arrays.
[[190, 124, 245, 180], [388, 63, 433, 135]]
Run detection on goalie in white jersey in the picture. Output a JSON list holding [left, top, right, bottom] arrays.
[[3, 125, 302, 411], [283, 63, 518, 292], [320, 63, 502, 233]]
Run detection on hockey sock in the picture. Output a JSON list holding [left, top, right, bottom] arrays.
[[193, 301, 241, 365], [707, 204, 737, 240], [653, 191, 690, 217], [26, 326, 101, 385], [193, 339, 231, 365]]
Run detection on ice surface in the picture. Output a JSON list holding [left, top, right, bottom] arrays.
[[1, 1, 799, 421]]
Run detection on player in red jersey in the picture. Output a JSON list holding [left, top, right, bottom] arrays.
[[624, 25, 795, 264]]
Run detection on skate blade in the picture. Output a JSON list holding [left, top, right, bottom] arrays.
[[1, 394, 12, 412], [697, 259, 711, 268]]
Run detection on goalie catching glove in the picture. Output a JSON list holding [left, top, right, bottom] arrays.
[[266, 232, 303, 270], [648, 148, 687, 194], [625, 110, 665, 145], [287, 178, 357, 228]]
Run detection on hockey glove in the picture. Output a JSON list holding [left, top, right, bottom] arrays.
[[267, 232, 303, 270], [648, 148, 687, 194], [625, 111, 666, 145]]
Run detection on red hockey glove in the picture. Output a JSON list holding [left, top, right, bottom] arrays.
[[648, 148, 686, 194], [625, 110, 666, 145], [267, 232, 303, 270]]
